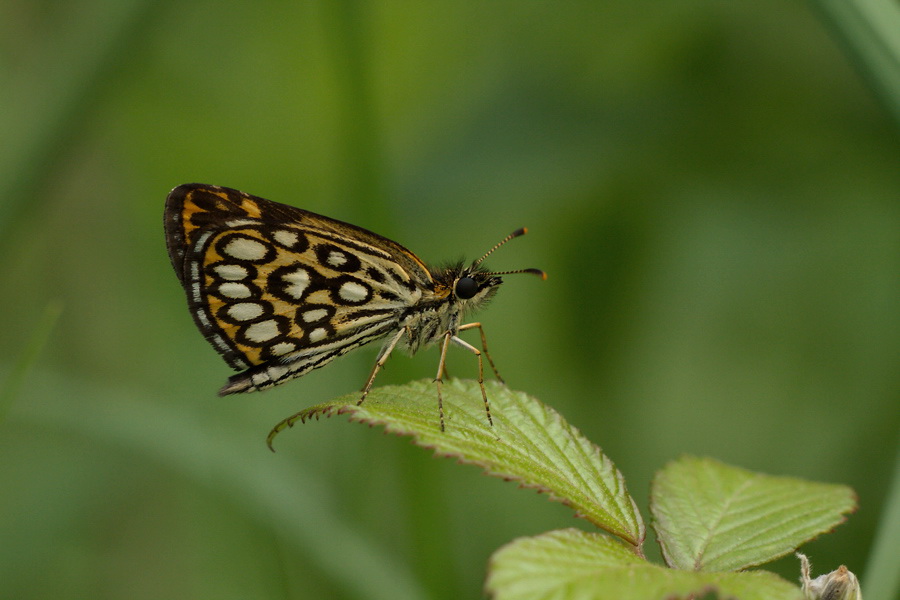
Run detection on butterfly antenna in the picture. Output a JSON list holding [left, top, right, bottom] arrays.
[[486, 267, 547, 280], [473, 227, 529, 267], [474, 227, 547, 280]]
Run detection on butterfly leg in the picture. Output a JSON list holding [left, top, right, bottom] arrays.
[[449, 334, 494, 428], [266, 327, 408, 452], [457, 322, 505, 384], [433, 331, 454, 431], [358, 327, 407, 405]]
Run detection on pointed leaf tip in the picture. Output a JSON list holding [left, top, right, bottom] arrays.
[[279, 379, 645, 547], [651, 456, 856, 571]]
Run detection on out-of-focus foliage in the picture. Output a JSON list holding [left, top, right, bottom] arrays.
[[1, 2, 896, 599]]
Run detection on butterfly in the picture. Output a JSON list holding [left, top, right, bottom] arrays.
[[164, 183, 544, 443]]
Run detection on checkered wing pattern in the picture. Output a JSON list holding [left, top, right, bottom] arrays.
[[164, 183, 433, 394]]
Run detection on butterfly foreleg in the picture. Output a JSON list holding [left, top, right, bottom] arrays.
[[433, 331, 455, 432], [457, 322, 504, 384], [358, 326, 407, 406], [448, 332, 494, 429]]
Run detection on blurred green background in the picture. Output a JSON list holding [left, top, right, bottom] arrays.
[[1, 1, 897, 599]]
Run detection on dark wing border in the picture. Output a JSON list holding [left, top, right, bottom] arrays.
[[165, 183, 433, 286]]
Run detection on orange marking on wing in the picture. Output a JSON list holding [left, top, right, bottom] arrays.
[[180, 198, 206, 241], [240, 198, 264, 218]]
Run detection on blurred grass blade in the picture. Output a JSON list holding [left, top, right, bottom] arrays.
[[290, 379, 646, 549], [813, 0, 900, 126], [651, 456, 857, 571], [862, 444, 900, 600], [0, 300, 62, 420], [486, 528, 803, 600]]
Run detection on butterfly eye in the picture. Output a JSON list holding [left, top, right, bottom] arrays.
[[455, 276, 479, 299]]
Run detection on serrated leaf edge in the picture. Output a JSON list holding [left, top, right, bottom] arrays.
[[294, 381, 646, 549]]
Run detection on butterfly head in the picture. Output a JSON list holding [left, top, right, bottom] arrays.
[[438, 227, 546, 311], [440, 264, 502, 312]]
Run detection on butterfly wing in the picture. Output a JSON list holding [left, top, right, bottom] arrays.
[[164, 183, 433, 393]]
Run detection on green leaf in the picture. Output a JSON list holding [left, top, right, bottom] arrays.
[[286, 379, 645, 548], [486, 528, 803, 600], [650, 456, 857, 572]]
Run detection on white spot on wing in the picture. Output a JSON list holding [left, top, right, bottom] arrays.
[[219, 282, 252, 299], [301, 308, 329, 323], [273, 230, 299, 247], [327, 250, 347, 267], [210, 333, 230, 353], [224, 219, 257, 228], [227, 302, 264, 321], [214, 264, 249, 280], [193, 231, 213, 252], [266, 364, 290, 381], [309, 328, 328, 342], [223, 237, 268, 261], [282, 268, 310, 299], [245, 319, 280, 343], [339, 280, 369, 302], [196, 308, 211, 328], [270, 341, 297, 355]]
